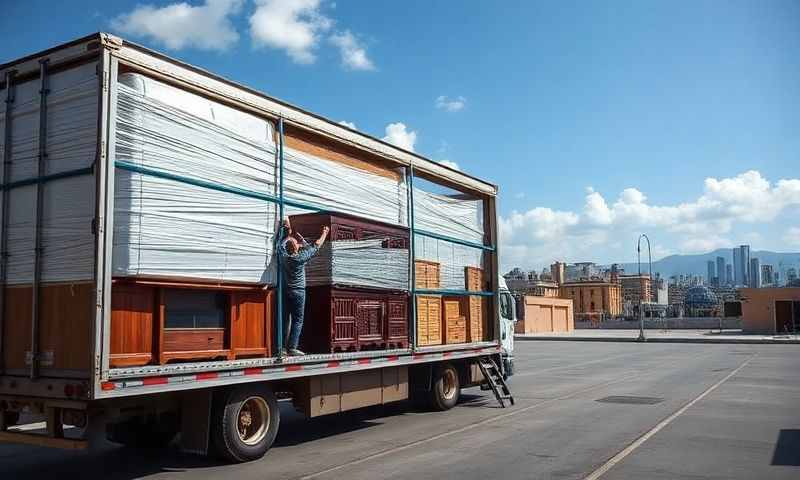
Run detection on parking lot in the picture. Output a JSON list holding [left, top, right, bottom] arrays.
[[2, 341, 798, 479]]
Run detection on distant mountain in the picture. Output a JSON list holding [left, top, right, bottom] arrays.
[[613, 249, 800, 279]]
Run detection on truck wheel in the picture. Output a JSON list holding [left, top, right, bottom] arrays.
[[211, 384, 280, 463], [429, 363, 460, 411]]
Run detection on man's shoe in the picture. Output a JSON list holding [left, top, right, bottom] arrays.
[[288, 348, 305, 356]]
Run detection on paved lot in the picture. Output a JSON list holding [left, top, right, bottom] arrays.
[[517, 329, 800, 344], [2, 342, 799, 479]]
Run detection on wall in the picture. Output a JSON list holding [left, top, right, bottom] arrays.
[[516, 296, 574, 334], [740, 288, 800, 334]]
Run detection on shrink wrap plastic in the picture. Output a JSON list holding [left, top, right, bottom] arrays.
[[305, 240, 409, 290], [110, 73, 484, 288], [0, 62, 98, 284]]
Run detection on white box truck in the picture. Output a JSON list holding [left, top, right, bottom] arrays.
[[0, 33, 514, 462]]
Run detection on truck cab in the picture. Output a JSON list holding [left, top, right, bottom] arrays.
[[498, 276, 516, 377]]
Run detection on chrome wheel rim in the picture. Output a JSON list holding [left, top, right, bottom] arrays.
[[442, 369, 457, 400], [237, 396, 269, 446]]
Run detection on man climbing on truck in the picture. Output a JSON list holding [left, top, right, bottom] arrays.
[[277, 218, 330, 355]]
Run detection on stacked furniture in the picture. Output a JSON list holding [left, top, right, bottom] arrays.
[[291, 212, 410, 353]]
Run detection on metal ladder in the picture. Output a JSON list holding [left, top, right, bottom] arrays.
[[478, 356, 514, 408]]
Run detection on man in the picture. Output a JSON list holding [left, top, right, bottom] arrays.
[[276, 218, 329, 356]]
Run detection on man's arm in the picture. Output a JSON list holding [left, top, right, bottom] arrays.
[[296, 226, 329, 264], [314, 226, 330, 248], [276, 219, 290, 256]]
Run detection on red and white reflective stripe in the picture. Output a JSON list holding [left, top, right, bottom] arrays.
[[99, 346, 500, 394]]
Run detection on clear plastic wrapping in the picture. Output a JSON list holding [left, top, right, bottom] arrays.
[[306, 240, 409, 290], [414, 234, 483, 290]]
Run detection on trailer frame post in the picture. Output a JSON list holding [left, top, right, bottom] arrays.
[[276, 117, 285, 358], [30, 59, 50, 379], [407, 165, 417, 350], [0, 69, 16, 375]]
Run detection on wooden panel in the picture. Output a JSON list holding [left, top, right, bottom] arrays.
[[416, 295, 442, 346], [381, 366, 409, 403], [163, 329, 225, 352], [464, 266, 484, 292], [110, 283, 155, 367], [285, 127, 402, 181], [463, 296, 484, 342], [356, 300, 383, 343], [307, 374, 341, 417], [340, 369, 382, 411], [3, 283, 94, 374], [231, 289, 273, 358], [3, 286, 32, 370], [415, 260, 440, 289], [443, 297, 467, 344]]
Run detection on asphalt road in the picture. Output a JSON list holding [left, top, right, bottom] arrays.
[[2, 342, 798, 479]]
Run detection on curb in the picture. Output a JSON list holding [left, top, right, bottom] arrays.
[[514, 335, 800, 345]]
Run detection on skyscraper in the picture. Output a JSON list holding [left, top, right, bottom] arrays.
[[726, 264, 733, 286], [761, 264, 774, 286], [716, 256, 725, 286], [749, 257, 761, 288], [733, 245, 750, 286], [707, 260, 716, 286]]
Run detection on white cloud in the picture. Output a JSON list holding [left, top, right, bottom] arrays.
[[438, 160, 460, 171], [785, 227, 800, 248], [111, 0, 244, 51], [500, 170, 800, 269], [382, 122, 416, 151], [338, 120, 357, 129], [329, 30, 375, 71], [435, 95, 466, 112], [250, 0, 332, 64]]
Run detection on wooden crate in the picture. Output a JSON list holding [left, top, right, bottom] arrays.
[[416, 295, 442, 346], [443, 297, 467, 344], [463, 296, 484, 342], [415, 260, 441, 289], [464, 266, 484, 292]]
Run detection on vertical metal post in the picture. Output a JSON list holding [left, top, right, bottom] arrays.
[[30, 59, 49, 378], [0, 70, 16, 375], [637, 233, 651, 342], [407, 165, 417, 350], [276, 117, 284, 357]]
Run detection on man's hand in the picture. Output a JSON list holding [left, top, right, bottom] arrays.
[[315, 225, 330, 247]]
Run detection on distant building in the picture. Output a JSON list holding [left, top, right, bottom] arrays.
[[550, 261, 566, 285], [726, 264, 733, 286], [503, 268, 560, 296], [733, 245, 750, 286], [761, 264, 774, 286], [749, 258, 761, 288], [707, 260, 716, 286], [716, 256, 726, 286], [560, 280, 623, 320], [619, 274, 652, 310], [684, 285, 719, 317], [787, 268, 798, 285]]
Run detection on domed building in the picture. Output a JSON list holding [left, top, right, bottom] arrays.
[[684, 285, 719, 317]]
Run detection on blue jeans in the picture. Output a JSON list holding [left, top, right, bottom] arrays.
[[283, 288, 306, 350]]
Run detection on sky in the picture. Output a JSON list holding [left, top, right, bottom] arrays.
[[2, 0, 799, 271]]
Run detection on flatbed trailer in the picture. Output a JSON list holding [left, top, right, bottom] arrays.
[[0, 33, 508, 462]]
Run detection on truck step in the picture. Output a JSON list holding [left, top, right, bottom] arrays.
[[477, 356, 515, 408]]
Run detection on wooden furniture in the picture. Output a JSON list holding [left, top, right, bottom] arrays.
[[443, 297, 467, 344], [463, 266, 485, 342], [109, 281, 273, 367], [415, 260, 441, 289], [302, 286, 409, 353], [290, 212, 409, 248], [416, 295, 442, 346], [464, 266, 484, 291]]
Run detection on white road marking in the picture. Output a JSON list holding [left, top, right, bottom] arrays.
[[299, 371, 647, 480], [582, 354, 757, 480]]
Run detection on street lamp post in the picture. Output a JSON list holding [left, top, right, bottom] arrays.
[[637, 234, 652, 342]]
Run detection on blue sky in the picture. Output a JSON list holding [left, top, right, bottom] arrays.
[[2, 0, 799, 270]]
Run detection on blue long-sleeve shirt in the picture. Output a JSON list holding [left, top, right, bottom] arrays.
[[277, 225, 319, 290]]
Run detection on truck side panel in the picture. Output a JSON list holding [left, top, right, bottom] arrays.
[[1, 60, 99, 379]]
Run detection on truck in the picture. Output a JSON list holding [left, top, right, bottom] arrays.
[[0, 33, 514, 463]]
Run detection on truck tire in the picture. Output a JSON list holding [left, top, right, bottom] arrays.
[[429, 363, 460, 411], [211, 384, 280, 463]]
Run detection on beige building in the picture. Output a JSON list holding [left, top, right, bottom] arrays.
[[740, 287, 800, 334], [620, 274, 652, 306], [529, 280, 560, 297], [550, 261, 566, 285], [515, 296, 574, 334], [560, 280, 623, 320]]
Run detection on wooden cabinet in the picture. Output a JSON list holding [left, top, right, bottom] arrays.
[[303, 287, 409, 353], [416, 295, 442, 346], [415, 260, 441, 289], [110, 281, 273, 366], [290, 212, 410, 247]]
